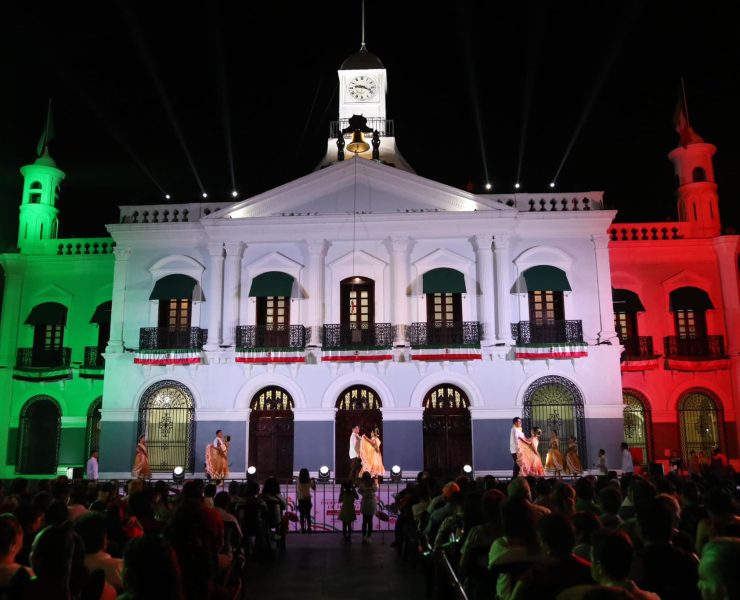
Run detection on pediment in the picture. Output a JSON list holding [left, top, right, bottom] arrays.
[[205, 159, 516, 220], [245, 251, 304, 272], [32, 283, 74, 303]]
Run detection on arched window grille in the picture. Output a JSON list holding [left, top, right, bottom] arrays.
[[423, 385, 470, 410], [523, 376, 586, 464], [138, 380, 195, 472], [623, 390, 652, 464], [17, 396, 61, 474], [251, 387, 294, 411], [678, 389, 724, 460], [336, 385, 382, 410], [85, 398, 103, 460]]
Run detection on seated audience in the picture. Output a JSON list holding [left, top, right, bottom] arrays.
[[698, 537, 740, 600]]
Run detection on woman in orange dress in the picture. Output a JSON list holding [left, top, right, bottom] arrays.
[[359, 428, 385, 478], [564, 435, 583, 475], [517, 428, 545, 477], [131, 434, 151, 479], [545, 429, 564, 477], [205, 430, 230, 480]]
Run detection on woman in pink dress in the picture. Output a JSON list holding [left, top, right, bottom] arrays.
[[359, 428, 385, 478], [516, 427, 545, 477]]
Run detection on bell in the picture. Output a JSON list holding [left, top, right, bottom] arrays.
[[346, 130, 370, 154]]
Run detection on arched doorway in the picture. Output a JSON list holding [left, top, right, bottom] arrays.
[[678, 389, 724, 460], [523, 376, 586, 465], [335, 385, 382, 479], [17, 396, 61, 474], [422, 384, 472, 479], [85, 398, 102, 460], [248, 386, 295, 480], [138, 381, 195, 473], [623, 390, 652, 466]]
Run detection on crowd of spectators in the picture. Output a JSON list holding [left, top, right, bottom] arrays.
[[389, 465, 740, 600]]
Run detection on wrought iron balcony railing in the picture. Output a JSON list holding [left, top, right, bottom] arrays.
[[83, 346, 105, 368], [16, 347, 72, 369], [236, 325, 306, 349], [409, 321, 481, 347], [322, 323, 392, 349], [511, 320, 584, 345], [620, 336, 655, 360], [139, 327, 207, 350], [329, 118, 394, 138], [663, 335, 726, 359]]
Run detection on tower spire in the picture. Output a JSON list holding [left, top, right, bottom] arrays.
[[35, 99, 55, 158], [361, 0, 366, 50]]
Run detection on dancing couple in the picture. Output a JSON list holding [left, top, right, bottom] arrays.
[[509, 417, 545, 478], [348, 424, 385, 481]]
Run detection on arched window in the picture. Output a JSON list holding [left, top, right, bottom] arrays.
[[678, 389, 724, 460], [85, 398, 102, 460], [523, 376, 586, 464], [138, 381, 195, 472], [335, 385, 383, 479], [669, 287, 713, 357], [249, 387, 294, 479], [423, 385, 472, 478], [692, 167, 707, 182], [623, 390, 652, 464], [17, 396, 61, 474], [29, 181, 42, 204]]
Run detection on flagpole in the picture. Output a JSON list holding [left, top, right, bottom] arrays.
[[680, 76, 691, 128]]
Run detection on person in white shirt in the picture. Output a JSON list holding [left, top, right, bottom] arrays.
[[510, 417, 526, 478], [621, 442, 634, 474], [86, 450, 99, 481], [349, 425, 362, 481]]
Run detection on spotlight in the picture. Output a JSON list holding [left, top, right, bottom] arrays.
[[484, 182, 492, 191], [247, 466, 257, 477], [318, 465, 331, 482], [549, 182, 556, 189], [231, 190, 238, 197], [514, 183, 520, 190], [462, 464, 473, 476], [202, 192, 208, 198], [390, 465, 402, 483], [165, 194, 171, 200], [172, 465, 184, 484]]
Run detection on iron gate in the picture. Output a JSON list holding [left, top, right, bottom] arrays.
[[623, 390, 652, 464], [678, 389, 724, 460], [17, 396, 61, 474]]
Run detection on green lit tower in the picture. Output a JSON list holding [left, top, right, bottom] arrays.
[[17, 105, 65, 252]]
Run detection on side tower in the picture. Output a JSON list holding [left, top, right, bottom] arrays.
[[17, 110, 65, 252], [667, 110, 720, 238]]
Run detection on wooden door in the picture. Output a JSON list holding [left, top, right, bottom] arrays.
[[426, 292, 462, 344], [256, 296, 290, 346], [423, 409, 472, 479], [32, 324, 63, 366], [340, 277, 374, 345], [249, 411, 294, 480]]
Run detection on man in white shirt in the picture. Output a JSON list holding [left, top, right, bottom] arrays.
[[86, 449, 99, 481], [349, 425, 362, 481], [621, 442, 634, 474], [510, 417, 525, 478]]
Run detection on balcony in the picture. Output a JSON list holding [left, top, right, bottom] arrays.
[[134, 327, 207, 366], [511, 320, 584, 345], [409, 322, 481, 347], [322, 324, 392, 349], [621, 336, 655, 359], [14, 347, 72, 381], [236, 325, 306, 349], [663, 336, 729, 372], [80, 346, 105, 379]]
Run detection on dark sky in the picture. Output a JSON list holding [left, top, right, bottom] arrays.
[[1, 1, 738, 247]]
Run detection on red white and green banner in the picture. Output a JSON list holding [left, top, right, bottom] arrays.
[[514, 345, 588, 359], [134, 349, 202, 365], [235, 349, 305, 364], [410, 346, 482, 361], [666, 358, 730, 372], [321, 348, 393, 362]]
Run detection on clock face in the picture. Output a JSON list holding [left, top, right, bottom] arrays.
[[347, 75, 377, 101]]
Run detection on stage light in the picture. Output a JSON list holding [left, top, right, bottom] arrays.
[[514, 183, 520, 189], [390, 465, 402, 483], [549, 182, 556, 188], [66, 467, 75, 479], [485, 182, 492, 191], [462, 464, 473, 476], [318, 465, 331, 482], [202, 192, 208, 198], [172, 465, 184, 484], [247, 466, 257, 476], [165, 194, 171, 200], [231, 190, 238, 197]]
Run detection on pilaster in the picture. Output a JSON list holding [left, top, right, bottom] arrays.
[[384, 237, 412, 346], [305, 240, 329, 347], [592, 234, 618, 344], [471, 234, 495, 346], [221, 241, 244, 348], [106, 246, 131, 354], [493, 234, 512, 344], [204, 242, 225, 351]]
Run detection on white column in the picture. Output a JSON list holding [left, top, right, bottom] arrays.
[[106, 246, 131, 354], [472, 235, 495, 346], [203, 242, 225, 351], [305, 240, 329, 347], [493, 234, 512, 343], [385, 237, 412, 345], [221, 241, 244, 347], [592, 234, 617, 343]]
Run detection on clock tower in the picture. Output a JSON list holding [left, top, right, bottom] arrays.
[[338, 43, 387, 125]]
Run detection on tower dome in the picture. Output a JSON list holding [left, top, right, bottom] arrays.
[[340, 44, 384, 70]]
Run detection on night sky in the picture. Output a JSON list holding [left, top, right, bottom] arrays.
[[2, 1, 739, 247]]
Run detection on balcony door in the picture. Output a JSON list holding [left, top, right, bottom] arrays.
[[426, 293, 462, 344], [528, 291, 565, 343], [340, 277, 374, 345], [32, 324, 64, 367], [157, 298, 192, 348], [256, 296, 289, 347]]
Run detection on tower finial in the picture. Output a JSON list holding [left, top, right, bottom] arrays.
[[35, 98, 55, 158], [361, 0, 366, 50]]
